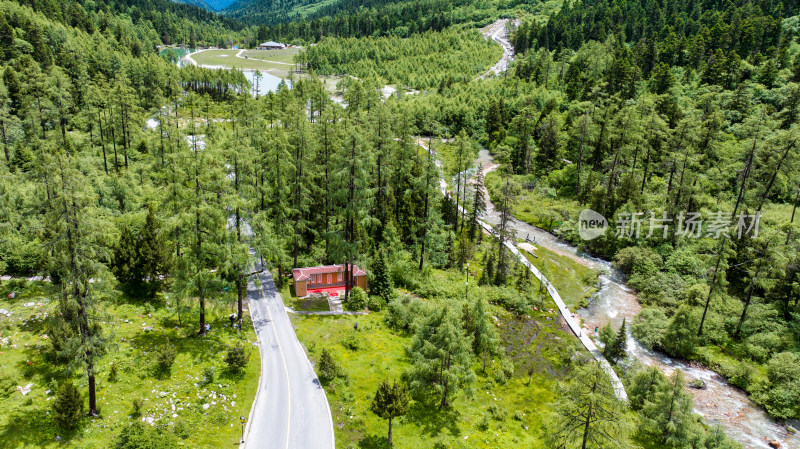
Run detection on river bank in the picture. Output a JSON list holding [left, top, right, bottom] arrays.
[[474, 149, 795, 449]]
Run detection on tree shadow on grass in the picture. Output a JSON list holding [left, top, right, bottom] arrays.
[[129, 317, 231, 366], [357, 434, 389, 449], [0, 400, 71, 447], [405, 396, 462, 439], [17, 344, 65, 381]]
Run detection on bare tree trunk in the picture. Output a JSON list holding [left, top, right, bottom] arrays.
[[732, 137, 758, 220], [757, 140, 795, 214], [698, 237, 726, 337]]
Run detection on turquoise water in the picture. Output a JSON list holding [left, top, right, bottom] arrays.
[[159, 47, 195, 65], [243, 70, 290, 96], [162, 48, 290, 95]]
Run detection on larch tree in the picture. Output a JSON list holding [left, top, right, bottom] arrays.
[[641, 370, 701, 447], [471, 295, 499, 372], [173, 93, 226, 335], [370, 379, 410, 448], [548, 360, 632, 449], [45, 153, 108, 416], [409, 303, 475, 409], [329, 120, 373, 301], [494, 177, 519, 285]]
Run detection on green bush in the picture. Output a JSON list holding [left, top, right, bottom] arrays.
[[155, 341, 176, 373], [385, 294, 424, 331], [202, 366, 216, 385], [631, 308, 668, 350], [173, 419, 190, 439], [345, 287, 368, 311], [760, 352, 800, 419], [613, 246, 662, 276], [341, 333, 361, 351], [318, 348, 342, 381], [477, 413, 490, 430], [131, 398, 144, 418], [114, 421, 177, 449], [367, 295, 386, 311], [630, 271, 686, 308], [225, 343, 248, 374], [108, 363, 119, 382], [487, 403, 507, 421], [53, 381, 84, 429], [745, 332, 787, 363], [0, 368, 18, 398]]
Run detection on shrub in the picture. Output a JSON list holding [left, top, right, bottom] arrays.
[[745, 332, 787, 363], [225, 343, 248, 374], [367, 295, 386, 312], [155, 341, 176, 373], [131, 398, 144, 418], [318, 348, 341, 381], [345, 287, 368, 311], [108, 363, 119, 382], [385, 294, 424, 331], [0, 368, 18, 398], [487, 403, 507, 421], [114, 421, 177, 449], [341, 333, 360, 351], [202, 366, 215, 385], [477, 413, 490, 430], [53, 381, 84, 429], [631, 308, 668, 350], [613, 246, 663, 276], [630, 271, 686, 308], [173, 420, 190, 439], [494, 358, 515, 385]]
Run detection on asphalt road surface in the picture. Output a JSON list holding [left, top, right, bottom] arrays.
[[242, 261, 335, 449]]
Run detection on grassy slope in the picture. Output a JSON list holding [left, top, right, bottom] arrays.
[[241, 48, 300, 64], [0, 281, 260, 448], [282, 238, 581, 449], [485, 170, 583, 232], [520, 245, 598, 310], [290, 305, 572, 448]]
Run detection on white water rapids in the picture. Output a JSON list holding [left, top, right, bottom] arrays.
[[470, 149, 795, 449]]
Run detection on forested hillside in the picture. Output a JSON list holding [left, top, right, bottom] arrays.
[[473, 0, 800, 426], [1, 0, 799, 446], [299, 28, 501, 88], [228, 0, 560, 41]]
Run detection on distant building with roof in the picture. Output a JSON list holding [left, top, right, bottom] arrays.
[[291, 264, 367, 297], [258, 41, 286, 50]]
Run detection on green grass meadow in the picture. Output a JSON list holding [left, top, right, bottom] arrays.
[[520, 244, 599, 310], [0, 280, 260, 449], [290, 301, 577, 448]]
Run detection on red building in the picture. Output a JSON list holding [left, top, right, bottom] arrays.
[[292, 264, 367, 297]]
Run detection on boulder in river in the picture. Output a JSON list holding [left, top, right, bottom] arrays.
[[689, 379, 707, 389]]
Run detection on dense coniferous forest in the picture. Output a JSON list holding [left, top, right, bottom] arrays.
[[1, 0, 800, 446], [227, 0, 562, 42], [479, 0, 800, 426]]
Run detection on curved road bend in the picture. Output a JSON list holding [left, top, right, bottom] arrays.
[[242, 260, 335, 449]]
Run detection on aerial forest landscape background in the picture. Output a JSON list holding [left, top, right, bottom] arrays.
[[1, 0, 800, 448]]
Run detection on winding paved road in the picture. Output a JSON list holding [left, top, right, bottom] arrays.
[[242, 259, 335, 449]]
